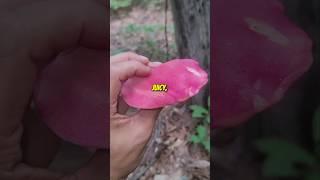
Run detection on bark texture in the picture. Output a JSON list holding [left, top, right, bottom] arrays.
[[170, 0, 210, 106]]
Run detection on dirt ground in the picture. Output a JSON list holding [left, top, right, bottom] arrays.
[[111, 4, 210, 180], [110, 5, 176, 61]]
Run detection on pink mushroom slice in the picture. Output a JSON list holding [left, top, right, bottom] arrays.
[[212, 0, 313, 128], [121, 59, 208, 109], [34, 48, 107, 148]]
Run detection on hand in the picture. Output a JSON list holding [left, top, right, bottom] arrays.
[[110, 52, 161, 179], [0, 0, 107, 179]]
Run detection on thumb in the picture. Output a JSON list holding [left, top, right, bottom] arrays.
[[130, 109, 162, 140]]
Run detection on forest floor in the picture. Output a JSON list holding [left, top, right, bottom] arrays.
[[110, 5, 176, 61], [110, 4, 210, 180]]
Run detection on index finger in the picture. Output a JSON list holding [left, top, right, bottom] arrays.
[[110, 60, 151, 115]]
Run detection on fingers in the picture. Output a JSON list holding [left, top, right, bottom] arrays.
[[112, 60, 151, 81], [110, 60, 151, 114], [111, 52, 149, 64], [110, 60, 151, 96]]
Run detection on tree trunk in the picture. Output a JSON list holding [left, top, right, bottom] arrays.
[[170, 0, 210, 106]]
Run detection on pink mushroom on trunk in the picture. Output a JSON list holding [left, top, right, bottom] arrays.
[[212, 0, 313, 128]]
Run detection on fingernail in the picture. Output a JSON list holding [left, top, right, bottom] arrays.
[[139, 55, 149, 61], [148, 61, 162, 67]]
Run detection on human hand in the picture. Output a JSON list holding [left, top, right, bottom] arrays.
[[0, 0, 107, 179], [110, 52, 161, 179]]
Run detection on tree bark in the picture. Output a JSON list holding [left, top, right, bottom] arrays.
[[170, 0, 210, 106]]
